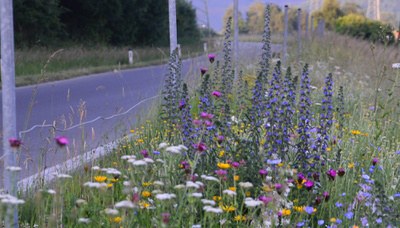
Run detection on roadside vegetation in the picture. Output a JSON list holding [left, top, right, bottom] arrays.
[[3, 4, 399, 227]]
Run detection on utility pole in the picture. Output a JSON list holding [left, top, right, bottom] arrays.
[[233, 0, 239, 81], [169, 0, 178, 54], [282, 5, 289, 67], [1, 0, 19, 226], [203, 0, 211, 40], [376, 0, 381, 21]]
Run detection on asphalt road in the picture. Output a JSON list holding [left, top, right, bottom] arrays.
[[0, 42, 281, 185]]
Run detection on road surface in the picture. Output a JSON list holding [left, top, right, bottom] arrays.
[[0, 42, 281, 186]]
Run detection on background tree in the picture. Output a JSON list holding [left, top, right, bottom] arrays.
[[312, 0, 343, 30], [246, 2, 265, 34], [223, 5, 248, 34]]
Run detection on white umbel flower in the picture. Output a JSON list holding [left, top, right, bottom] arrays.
[[191, 192, 203, 198], [83, 182, 107, 189], [201, 199, 216, 206], [6, 166, 21, 172], [130, 160, 147, 166], [244, 198, 263, 208], [238, 182, 253, 189], [158, 142, 168, 149], [222, 189, 237, 196], [104, 208, 119, 215], [155, 193, 176, 200], [115, 200, 135, 209], [78, 218, 90, 224], [201, 175, 220, 182], [203, 206, 223, 214]]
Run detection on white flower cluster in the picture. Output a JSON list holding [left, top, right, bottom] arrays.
[[0, 194, 25, 205]]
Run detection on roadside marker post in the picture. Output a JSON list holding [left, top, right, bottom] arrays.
[[128, 48, 133, 65]]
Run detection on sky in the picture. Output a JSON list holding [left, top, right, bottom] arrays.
[[192, 0, 307, 32]]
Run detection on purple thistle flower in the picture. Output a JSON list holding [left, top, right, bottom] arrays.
[[304, 180, 314, 190], [9, 138, 22, 148], [211, 90, 222, 97], [327, 169, 337, 181], [55, 136, 69, 146], [200, 67, 207, 76], [208, 54, 216, 63]]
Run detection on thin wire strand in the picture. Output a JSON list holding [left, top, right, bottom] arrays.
[[18, 95, 159, 138]]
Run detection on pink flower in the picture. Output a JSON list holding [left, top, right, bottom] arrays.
[[259, 169, 268, 176], [231, 162, 240, 168], [193, 119, 202, 125], [208, 54, 216, 63], [55, 136, 69, 146], [259, 195, 273, 205], [372, 157, 379, 166], [217, 135, 225, 144], [215, 169, 228, 177], [211, 91, 222, 97], [9, 138, 22, 148], [204, 120, 213, 127], [162, 213, 171, 224], [338, 168, 345, 177], [140, 150, 149, 158], [304, 180, 314, 190], [323, 191, 330, 201], [200, 67, 207, 76], [195, 142, 207, 152], [326, 169, 337, 181]]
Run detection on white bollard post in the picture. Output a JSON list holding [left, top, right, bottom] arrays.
[[128, 48, 133, 65], [203, 42, 208, 53], [177, 44, 182, 57], [282, 5, 289, 67]]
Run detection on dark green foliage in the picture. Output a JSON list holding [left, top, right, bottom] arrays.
[[14, 0, 64, 46], [335, 14, 395, 44], [14, 0, 200, 47]]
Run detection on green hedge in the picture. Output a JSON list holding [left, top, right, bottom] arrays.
[[335, 13, 395, 44]]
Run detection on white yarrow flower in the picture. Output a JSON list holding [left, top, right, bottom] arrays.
[[91, 166, 100, 170], [1, 195, 25, 205], [47, 189, 56, 195], [76, 199, 87, 205], [203, 206, 223, 214], [130, 160, 147, 166], [201, 175, 220, 182], [238, 182, 253, 189], [153, 181, 164, 186], [115, 200, 135, 209], [158, 142, 168, 149], [222, 189, 237, 196], [143, 158, 154, 163], [121, 155, 136, 160], [191, 192, 203, 198], [155, 193, 176, 200], [78, 218, 90, 224], [104, 208, 119, 215], [186, 181, 201, 189], [201, 199, 216, 206], [83, 182, 107, 189], [174, 184, 185, 189], [244, 198, 263, 207]]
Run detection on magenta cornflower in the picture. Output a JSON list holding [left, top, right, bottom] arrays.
[[338, 168, 345, 177], [323, 191, 330, 201], [259, 195, 273, 205], [315, 196, 322, 205], [212, 91, 222, 97], [275, 183, 283, 194], [215, 169, 228, 177], [372, 157, 379, 166], [204, 120, 213, 127], [304, 180, 314, 190], [162, 213, 171, 224], [208, 54, 216, 63], [140, 150, 149, 158], [259, 169, 268, 176], [195, 142, 207, 152], [217, 135, 225, 143], [9, 138, 22, 148], [231, 162, 240, 168], [193, 119, 202, 125], [200, 67, 207, 76], [200, 112, 214, 119], [55, 136, 69, 146], [326, 169, 337, 181]]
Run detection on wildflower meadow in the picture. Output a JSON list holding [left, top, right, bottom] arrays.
[[1, 4, 399, 228]]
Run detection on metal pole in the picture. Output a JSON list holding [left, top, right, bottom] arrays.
[[168, 0, 178, 54], [282, 5, 289, 67], [233, 0, 239, 81], [305, 11, 309, 39], [1, 0, 19, 226], [297, 8, 302, 59]]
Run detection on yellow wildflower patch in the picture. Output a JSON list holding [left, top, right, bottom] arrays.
[[213, 196, 222, 201], [234, 175, 240, 181], [218, 150, 225, 157], [217, 162, 231, 169], [94, 176, 107, 183], [142, 182, 153, 187], [294, 206, 305, 212], [234, 215, 247, 222], [139, 201, 150, 209], [229, 187, 236, 192], [112, 217, 122, 223], [141, 191, 151, 198], [281, 209, 291, 216], [221, 205, 236, 212], [348, 162, 355, 169]]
